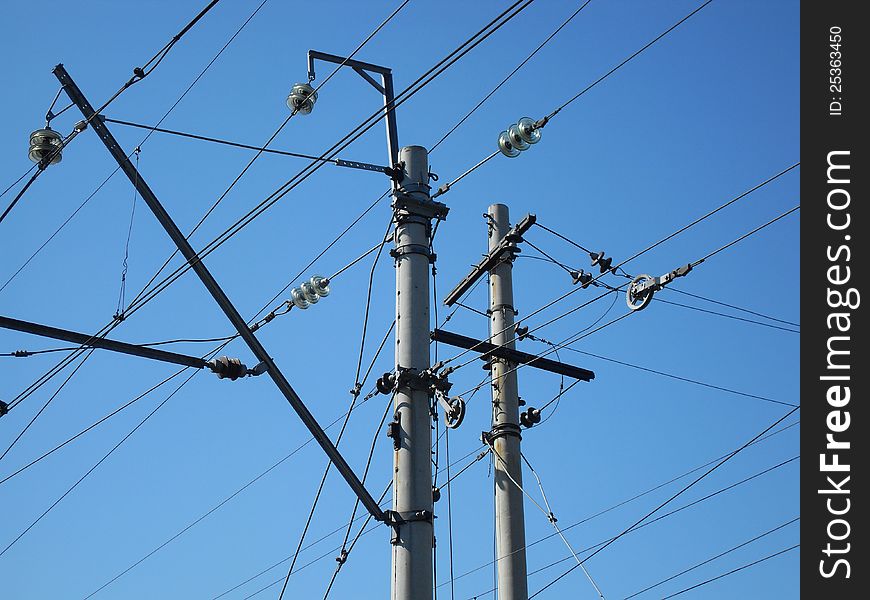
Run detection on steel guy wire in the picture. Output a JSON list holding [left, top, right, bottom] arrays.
[[488, 440, 605, 598], [623, 516, 799, 600], [432, 0, 717, 200], [126, 0, 410, 309], [658, 544, 799, 599], [429, 0, 594, 153], [534, 222, 593, 255], [119, 0, 537, 316], [474, 454, 801, 600], [437, 421, 799, 590], [434, 162, 798, 371], [520, 450, 605, 599]]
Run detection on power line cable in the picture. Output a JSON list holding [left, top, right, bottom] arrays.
[[689, 205, 800, 268], [665, 287, 798, 328], [120, 0, 537, 314], [460, 454, 800, 599], [0, 349, 94, 463], [523, 410, 800, 598], [623, 516, 799, 599], [561, 347, 796, 408], [0, 344, 226, 558], [653, 297, 800, 334], [432, 0, 717, 199], [125, 0, 409, 309], [659, 544, 799, 599], [430, 0, 594, 153], [439, 422, 798, 590], [0, 0, 224, 227]]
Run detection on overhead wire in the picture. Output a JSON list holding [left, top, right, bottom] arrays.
[[623, 516, 799, 599], [665, 287, 798, 328], [0, 0, 224, 227], [455, 453, 800, 598], [275, 210, 395, 599], [1, 0, 277, 420], [654, 297, 800, 333], [429, 0, 594, 153], [658, 544, 799, 599], [434, 162, 798, 373], [523, 408, 800, 597], [432, 0, 717, 199], [213, 445, 487, 599], [118, 0, 538, 319]]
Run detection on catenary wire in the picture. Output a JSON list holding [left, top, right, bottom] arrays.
[[1, 0, 276, 413], [212, 446, 486, 599], [275, 212, 395, 600], [690, 204, 800, 268], [623, 516, 799, 599], [0, 343, 228, 559]]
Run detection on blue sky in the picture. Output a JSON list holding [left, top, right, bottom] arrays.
[[1, 1, 799, 598]]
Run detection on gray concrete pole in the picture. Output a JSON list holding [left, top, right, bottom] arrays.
[[487, 203, 529, 600], [391, 146, 444, 600]]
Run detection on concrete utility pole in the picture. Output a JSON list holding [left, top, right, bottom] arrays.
[[487, 203, 529, 600], [390, 146, 448, 600]]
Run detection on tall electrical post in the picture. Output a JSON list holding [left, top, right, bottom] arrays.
[[487, 203, 529, 600], [390, 145, 448, 600]]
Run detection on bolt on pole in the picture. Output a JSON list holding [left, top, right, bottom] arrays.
[[390, 146, 447, 600], [487, 203, 529, 600]]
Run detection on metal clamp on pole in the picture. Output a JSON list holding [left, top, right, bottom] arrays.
[[386, 509, 435, 545], [626, 264, 693, 311]]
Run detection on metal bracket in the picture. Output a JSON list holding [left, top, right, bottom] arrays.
[[386, 509, 434, 544], [0, 399, 8, 418], [392, 194, 449, 221], [626, 263, 693, 311]]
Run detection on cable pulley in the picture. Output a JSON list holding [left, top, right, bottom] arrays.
[[435, 390, 466, 430], [626, 264, 693, 311]]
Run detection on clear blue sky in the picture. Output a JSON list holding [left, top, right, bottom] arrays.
[[1, 1, 799, 598]]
